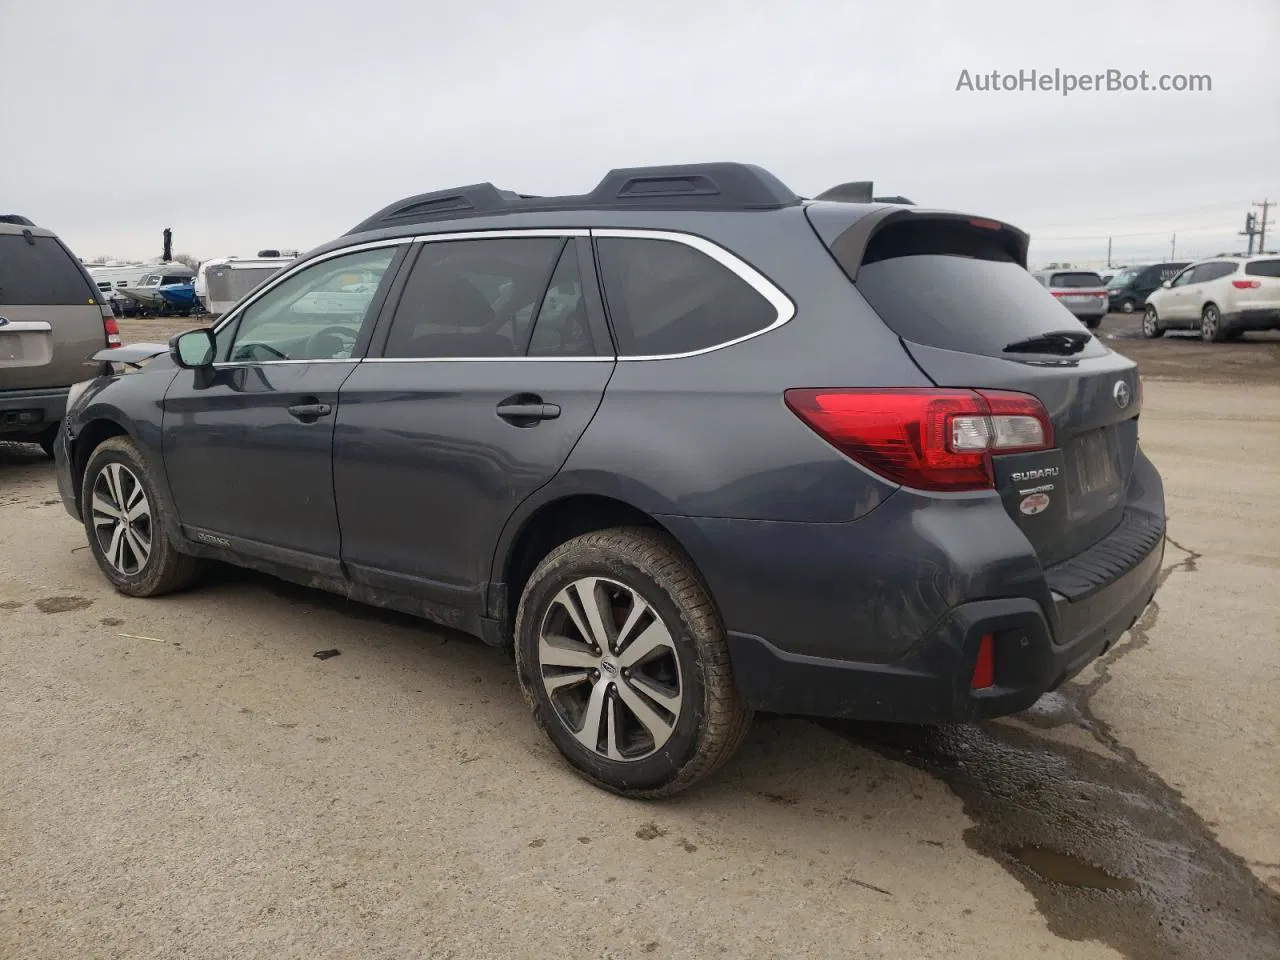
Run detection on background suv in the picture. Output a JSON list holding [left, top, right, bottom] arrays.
[[54, 163, 1166, 797], [1106, 261, 1189, 314], [1, 215, 120, 454], [1142, 254, 1280, 341]]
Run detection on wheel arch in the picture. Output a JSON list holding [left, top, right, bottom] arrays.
[[490, 492, 698, 639], [69, 417, 132, 514]]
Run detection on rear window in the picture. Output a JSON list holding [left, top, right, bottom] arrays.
[[0, 235, 97, 305], [848, 219, 1108, 359], [1049, 271, 1104, 288], [1245, 259, 1280, 278]]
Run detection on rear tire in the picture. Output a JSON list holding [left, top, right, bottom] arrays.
[[1119, 299, 1136, 314], [82, 436, 202, 597], [1084, 315, 1103, 330], [1200, 304, 1226, 342], [1142, 306, 1164, 338], [515, 526, 752, 798]]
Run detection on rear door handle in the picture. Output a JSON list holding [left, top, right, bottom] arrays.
[[287, 401, 332, 422], [496, 397, 561, 425]]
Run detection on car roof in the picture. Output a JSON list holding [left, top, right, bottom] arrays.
[[0, 218, 56, 238]]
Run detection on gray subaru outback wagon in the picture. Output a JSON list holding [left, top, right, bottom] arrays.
[[54, 164, 1165, 796]]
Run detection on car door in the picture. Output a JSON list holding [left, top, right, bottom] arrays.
[[1191, 262, 1235, 320], [333, 234, 614, 621], [161, 243, 407, 570], [1161, 265, 1200, 325]]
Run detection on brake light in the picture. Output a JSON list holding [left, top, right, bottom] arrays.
[[103, 313, 122, 348], [783, 388, 1054, 492], [969, 218, 1003, 231], [971, 634, 995, 689], [1232, 279, 1261, 289]]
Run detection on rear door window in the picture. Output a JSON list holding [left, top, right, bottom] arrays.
[[382, 237, 563, 359], [1049, 272, 1104, 288], [844, 219, 1109, 359], [0, 235, 97, 305], [595, 237, 779, 356], [1244, 260, 1280, 278]]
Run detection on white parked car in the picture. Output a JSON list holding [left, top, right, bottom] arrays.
[[1142, 254, 1280, 341]]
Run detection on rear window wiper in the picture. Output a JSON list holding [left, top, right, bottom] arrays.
[[1003, 329, 1092, 355]]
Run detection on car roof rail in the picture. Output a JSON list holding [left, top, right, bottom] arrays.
[[0, 214, 36, 226], [344, 162, 802, 235], [813, 182, 915, 205]]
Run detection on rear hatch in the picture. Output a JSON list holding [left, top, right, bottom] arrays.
[[1241, 258, 1280, 311], [1045, 270, 1108, 316], [0, 227, 108, 391], [809, 207, 1140, 566]]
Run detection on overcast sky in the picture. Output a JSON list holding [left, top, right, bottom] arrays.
[[2, 0, 1276, 267]]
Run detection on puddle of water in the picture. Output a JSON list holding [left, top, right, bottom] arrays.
[[824, 719, 1280, 960], [1009, 844, 1139, 892]]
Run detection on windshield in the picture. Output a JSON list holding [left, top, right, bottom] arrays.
[[1108, 268, 1139, 287]]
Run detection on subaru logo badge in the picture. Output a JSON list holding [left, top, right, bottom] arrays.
[[1113, 380, 1131, 409]]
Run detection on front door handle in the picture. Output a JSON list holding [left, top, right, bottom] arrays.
[[287, 400, 333, 422], [496, 395, 561, 425]]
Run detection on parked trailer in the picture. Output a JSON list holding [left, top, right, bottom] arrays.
[[196, 253, 295, 316]]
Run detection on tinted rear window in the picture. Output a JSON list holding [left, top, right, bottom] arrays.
[[850, 220, 1108, 359], [1049, 272, 1104, 288], [1245, 259, 1280, 278], [596, 238, 778, 356], [0, 235, 96, 305]]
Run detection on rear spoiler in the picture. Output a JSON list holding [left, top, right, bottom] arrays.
[[90, 342, 169, 369], [817, 207, 1031, 275]]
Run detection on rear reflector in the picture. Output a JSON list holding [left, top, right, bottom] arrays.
[[783, 388, 1054, 492], [1232, 279, 1262, 289], [971, 634, 995, 689]]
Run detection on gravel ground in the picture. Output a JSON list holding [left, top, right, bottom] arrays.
[[1, 322, 1277, 959]]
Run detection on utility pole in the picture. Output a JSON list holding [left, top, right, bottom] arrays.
[[1170, 233, 1176, 259], [1240, 211, 1259, 255], [1106, 236, 1112, 268], [1255, 200, 1274, 253]]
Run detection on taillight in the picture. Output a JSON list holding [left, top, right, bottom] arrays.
[[971, 634, 995, 689], [783, 388, 1054, 492], [1232, 279, 1261, 289], [103, 313, 122, 348]]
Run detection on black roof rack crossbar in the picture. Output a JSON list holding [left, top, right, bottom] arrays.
[[345, 162, 802, 235], [814, 182, 914, 206]]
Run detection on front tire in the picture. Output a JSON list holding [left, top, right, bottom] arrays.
[[1119, 299, 1136, 314], [1142, 306, 1164, 338], [1200, 304, 1226, 342], [515, 527, 752, 798], [82, 437, 202, 597]]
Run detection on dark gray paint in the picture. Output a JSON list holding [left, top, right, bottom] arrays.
[[53, 191, 1166, 725]]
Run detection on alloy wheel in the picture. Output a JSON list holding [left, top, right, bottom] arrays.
[[1143, 309, 1159, 337], [538, 576, 684, 762], [91, 462, 152, 575], [1201, 306, 1219, 341], [1121, 300, 1135, 314]]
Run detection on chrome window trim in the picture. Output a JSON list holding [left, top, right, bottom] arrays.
[[207, 227, 794, 366], [590, 228, 796, 361], [411, 228, 590, 243]]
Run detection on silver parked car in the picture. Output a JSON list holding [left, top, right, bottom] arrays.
[[1032, 269, 1109, 329]]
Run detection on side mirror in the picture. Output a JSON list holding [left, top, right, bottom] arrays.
[[170, 328, 216, 368], [1161, 280, 1172, 289]]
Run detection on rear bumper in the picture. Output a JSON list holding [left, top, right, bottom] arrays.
[[0, 386, 68, 435], [664, 449, 1167, 725], [725, 525, 1162, 723], [1222, 307, 1280, 331]]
